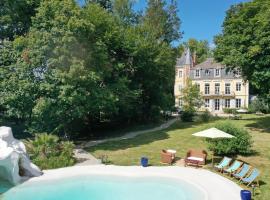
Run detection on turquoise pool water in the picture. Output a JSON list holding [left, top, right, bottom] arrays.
[[2, 176, 206, 200]]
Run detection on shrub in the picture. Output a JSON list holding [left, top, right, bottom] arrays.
[[200, 110, 211, 122], [25, 134, 75, 170], [248, 98, 270, 113], [223, 108, 237, 114], [181, 109, 195, 122], [207, 121, 253, 155]]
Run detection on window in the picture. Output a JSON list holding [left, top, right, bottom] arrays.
[[179, 84, 183, 92], [205, 69, 210, 76], [235, 69, 241, 76], [236, 98, 241, 108], [205, 99, 210, 108], [195, 69, 200, 78], [204, 83, 210, 95], [225, 99, 230, 108], [225, 83, 231, 94], [215, 83, 220, 95], [236, 83, 241, 91], [195, 83, 200, 90], [214, 99, 220, 110], [225, 69, 230, 76], [179, 98, 183, 107], [215, 68, 220, 77], [179, 70, 182, 78]]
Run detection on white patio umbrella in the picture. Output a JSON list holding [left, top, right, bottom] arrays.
[[192, 128, 235, 166]]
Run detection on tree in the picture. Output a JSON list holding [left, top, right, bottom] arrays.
[[143, 0, 181, 44], [0, 0, 41, 40], [0, 0, 179, 137], [181, 79, 203, 122], [176, 38, 212, 64], [112, 0, 138, 26], [182, 79, 203, 111], [214, 0, 270, 101], [86, 0, 112, 10]]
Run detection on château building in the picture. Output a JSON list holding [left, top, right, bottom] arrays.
[[174, 49, 249, 113]]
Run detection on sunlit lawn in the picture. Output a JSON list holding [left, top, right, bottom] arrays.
[[88, 114, 270, 200]]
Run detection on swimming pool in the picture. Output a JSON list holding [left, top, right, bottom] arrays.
[[2, 175, 206, 200]]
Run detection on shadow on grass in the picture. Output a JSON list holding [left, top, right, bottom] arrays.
[[87, 118, 220, 152], [245, 116, 270, 133]]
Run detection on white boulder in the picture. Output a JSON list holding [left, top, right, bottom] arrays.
[[0, 126, 43, 185]]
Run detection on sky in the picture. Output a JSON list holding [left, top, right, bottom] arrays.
[[133, 0, 249, 45], [78, 0, 249, 45]]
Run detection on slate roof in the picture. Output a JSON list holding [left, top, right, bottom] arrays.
[[194, 58, 224, 69], [176, 48, 192, 67]]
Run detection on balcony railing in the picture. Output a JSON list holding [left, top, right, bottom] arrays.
[[201, 91, 235, 97]]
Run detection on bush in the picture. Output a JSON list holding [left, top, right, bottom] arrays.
[[200, 110, 211, 122], [207, 121, 253, 155], [25, 134, 75, 170], [223, 108, 237, 114], [248, 98, 270, 113], [181, 109, 195, 122]]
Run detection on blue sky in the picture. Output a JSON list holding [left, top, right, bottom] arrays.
[[133, 0, 249, 45], [78, 0, 249, 45]]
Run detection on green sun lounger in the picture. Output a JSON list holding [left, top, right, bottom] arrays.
[[240, 168, 260, 187], [233, 163, 251, 179], [224, 160, 243, 174], [215, 157, 232, 171]]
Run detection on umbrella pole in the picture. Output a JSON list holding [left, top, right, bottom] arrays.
[[212, 151, 214, 167]]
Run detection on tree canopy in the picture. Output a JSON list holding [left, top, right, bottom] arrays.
[[0, 0, 180, 137], [214, 0, 270, 100]]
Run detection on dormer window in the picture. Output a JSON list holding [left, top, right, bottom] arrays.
[[215, 68, 220, 77], [235, 69, 241, 77], [195, 69, 200, 78], [205, 69, 210, 76]]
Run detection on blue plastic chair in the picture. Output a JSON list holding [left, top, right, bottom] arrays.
[[240, 168, 260, 187], [224, 160, 243, 174], [215, 157, 232, 171], [233, 164, 251, 179]]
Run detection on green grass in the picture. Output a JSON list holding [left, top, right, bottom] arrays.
[[88, 114, 270, 200]]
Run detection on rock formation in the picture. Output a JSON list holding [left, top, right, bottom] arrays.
[[0, 126, 43, 185]]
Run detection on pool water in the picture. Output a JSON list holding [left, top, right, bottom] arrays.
[[2, 176, 206, 200]]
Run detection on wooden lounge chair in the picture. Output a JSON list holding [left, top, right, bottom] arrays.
[[161, 149, 175, 164], [223, 160, 243, 175], [233, 163, 251, 180], [185, 149, 207, 167], [214, 157, 232, 172], [240, 168, 260, 187]]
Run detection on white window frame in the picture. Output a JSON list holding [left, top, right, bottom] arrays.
[[225, 99, 230, 108], [215, 83, 220, 95], [179, 70, 182, 78], [214, 99, 220, 110], [205, 99, 210, 108], [225, 83, 231, 94], [195, 69, 200, 78], [204, 83, 210, 95], [215, 68, 221, 77], [236, 83, 241, 91], [179, 84, 183, 92], [236, 98, 241, 108], [179, 98, 183, 107]]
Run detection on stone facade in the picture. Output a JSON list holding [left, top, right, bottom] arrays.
[[174, 49, 249, 113]]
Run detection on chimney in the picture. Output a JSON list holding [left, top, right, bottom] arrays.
[[192, 51, 197, 67]]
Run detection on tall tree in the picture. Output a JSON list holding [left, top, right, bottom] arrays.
[[214, 0, 270, 100], [0, 0, 41, 40], [143, 0, 181, 44], [86, 0, 112, 10], [112, 0, 138, 25]]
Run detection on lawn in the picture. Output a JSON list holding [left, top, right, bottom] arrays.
[[88, 114, 270, 200]]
